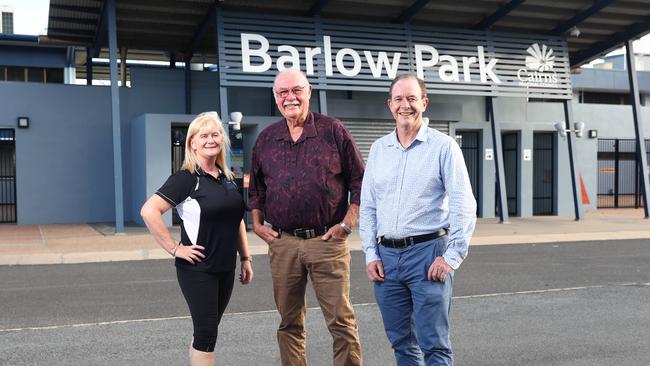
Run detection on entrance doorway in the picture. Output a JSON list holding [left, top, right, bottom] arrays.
[[501, 132, 519, 216], [0, 129, 16, 223], [456, 130, 480, 214], [533, 132, 555, 215]]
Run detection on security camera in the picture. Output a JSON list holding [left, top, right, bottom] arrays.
[[568, 26, 580, 37]]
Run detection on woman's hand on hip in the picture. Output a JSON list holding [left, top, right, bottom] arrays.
[[175, 244, 205, 264]]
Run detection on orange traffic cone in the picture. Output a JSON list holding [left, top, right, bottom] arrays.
[[580, 174, 590, 205]]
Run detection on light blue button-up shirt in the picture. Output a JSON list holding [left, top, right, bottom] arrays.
[[359, 121, 477, 270]]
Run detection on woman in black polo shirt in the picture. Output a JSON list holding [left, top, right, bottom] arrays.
[[141, 111, 253, 366]]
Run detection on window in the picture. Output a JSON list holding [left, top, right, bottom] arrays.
[[580, 91, 631, 105], [6, 66, 24, 81], [27, 68, 45, 82], [0, 66, 64, 84], [45, 68, 64, 83], [1, 12, 13, 34], [528, 98, 558, 103]]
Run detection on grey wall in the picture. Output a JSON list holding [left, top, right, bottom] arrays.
[[0, 81, 114, 224], [0, 45, 69, 67], [0, 67, 223, 225], [572, 68, 650, 93], [3, 64, 650, 225], [328, 90, 468, 122], [130, 113, 194, 227], [325, 92, 578, 218], [120, 67, 222, 222]]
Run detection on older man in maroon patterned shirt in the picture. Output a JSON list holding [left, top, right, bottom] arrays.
[[248, 68, 364, 366]]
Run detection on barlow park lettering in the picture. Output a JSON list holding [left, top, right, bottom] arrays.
[[219, 13, 571, 99]]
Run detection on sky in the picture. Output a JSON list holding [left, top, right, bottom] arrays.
[[3, 0, 650, 60]]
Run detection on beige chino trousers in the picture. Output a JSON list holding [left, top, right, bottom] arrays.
[[268, 234, 362, 366]]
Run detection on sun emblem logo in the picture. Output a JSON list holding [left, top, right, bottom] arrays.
[[525, 43, 555, 72]]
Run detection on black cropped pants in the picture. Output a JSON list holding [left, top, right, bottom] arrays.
[[176, 267, 235, 352]]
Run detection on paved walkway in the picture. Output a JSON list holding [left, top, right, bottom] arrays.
[[0, 209, 648, 265]]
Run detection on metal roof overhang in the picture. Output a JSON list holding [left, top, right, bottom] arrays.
[[44, 0, 650, 71]]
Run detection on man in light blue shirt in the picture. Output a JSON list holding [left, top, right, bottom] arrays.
[[360, 74, 476, 366]]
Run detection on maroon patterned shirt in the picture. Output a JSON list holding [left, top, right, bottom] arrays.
[[248, 112, 365, 230]]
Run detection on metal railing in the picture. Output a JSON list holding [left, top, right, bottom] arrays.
[[597, 139, 650, 208]]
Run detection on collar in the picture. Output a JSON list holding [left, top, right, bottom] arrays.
[[385, 119, 429, 148], [194, 164, 224, 177], [276, 112, 318, 142], [414, 118, 430, 143], [195, 165, 207, 176]]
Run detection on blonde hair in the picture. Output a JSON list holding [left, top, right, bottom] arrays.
[[180, 111, 235, 180]]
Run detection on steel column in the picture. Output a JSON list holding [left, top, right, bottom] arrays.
[[319, 90, 328, 115], [562, 100, 583, 220], [86, 47, 93, 85], [625, 40, 650, 218], [487, 97, 509, 223], [214, 5, 225, 120], [184, 56, 192, 115], [106, 0, 124, 233], [615, 140, 620, 208]]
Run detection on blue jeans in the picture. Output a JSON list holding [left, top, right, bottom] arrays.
[[374, 236, 454, 366]]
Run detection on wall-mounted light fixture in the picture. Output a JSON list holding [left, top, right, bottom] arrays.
[[17, 116, 29, 128], [228, 111, 242, 131], [588, 129, 598, 139], [554, 121, 585, 138]]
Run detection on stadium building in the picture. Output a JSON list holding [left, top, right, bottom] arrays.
[[0, 0, 649, 230]]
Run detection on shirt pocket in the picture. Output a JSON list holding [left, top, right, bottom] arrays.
[[372, 151, 399, 198], [326, 149, 342, 175]]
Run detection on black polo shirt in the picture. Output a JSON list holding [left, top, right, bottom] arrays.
[[156, 166, 245, 272]]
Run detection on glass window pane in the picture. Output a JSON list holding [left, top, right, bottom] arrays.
[[45, 68, 63, 83], [27, 68, 45, 82], [6, 67, 24, 82], [2, 12, 14, 34]]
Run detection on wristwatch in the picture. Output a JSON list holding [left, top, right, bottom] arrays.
[[339, 222, 352, 235]]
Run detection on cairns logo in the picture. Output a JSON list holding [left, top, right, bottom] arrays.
[[517, 43, 559, 88]]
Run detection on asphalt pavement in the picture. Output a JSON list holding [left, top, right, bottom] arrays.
[[1, 238, 649, 365]]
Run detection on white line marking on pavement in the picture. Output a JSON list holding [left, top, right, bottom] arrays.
[[0, 315, 191, 333], [2, 282, 648, 333], [453, 282, 650, 299], [452, 285, 609, 299], [1, 279, 176, 292]]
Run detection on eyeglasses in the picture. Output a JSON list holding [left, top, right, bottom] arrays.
[[273, 85, 308, 98]]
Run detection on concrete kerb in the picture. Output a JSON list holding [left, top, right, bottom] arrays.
[[0, 209, 648, 266]]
